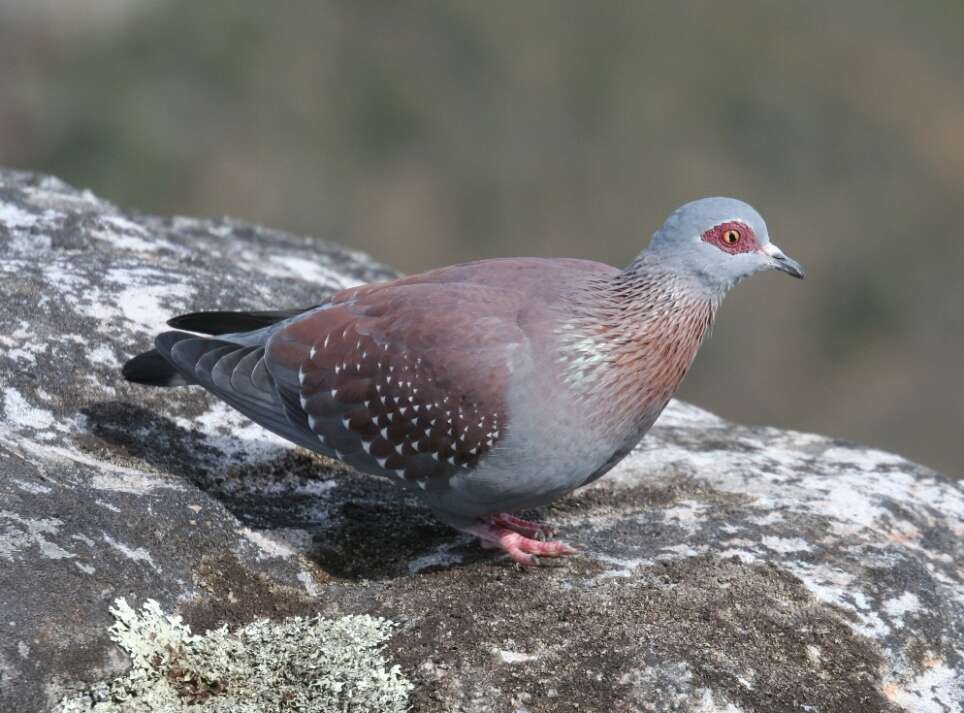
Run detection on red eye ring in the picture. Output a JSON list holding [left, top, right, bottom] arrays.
[[722, 229, 741, 245]]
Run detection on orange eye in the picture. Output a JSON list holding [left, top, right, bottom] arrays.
[[722, 229, 741, 245]]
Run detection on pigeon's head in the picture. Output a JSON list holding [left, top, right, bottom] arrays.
[[646, 197, 804, 294]]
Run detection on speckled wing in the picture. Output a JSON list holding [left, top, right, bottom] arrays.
[[153, 332, 328, 453], [264, 282, 524, 490]]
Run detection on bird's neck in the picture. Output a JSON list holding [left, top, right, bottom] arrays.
[[555, 260, 719, 433]]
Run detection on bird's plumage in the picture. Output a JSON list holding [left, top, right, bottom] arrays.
[[143, 259, 613, 494], [123, 198, 803, 564]]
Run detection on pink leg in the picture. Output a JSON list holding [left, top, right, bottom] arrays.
[[464, 517, 578, 566], [491, 512, 556, 540]]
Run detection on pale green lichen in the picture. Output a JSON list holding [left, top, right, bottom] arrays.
[[56, 598, 413, 713]]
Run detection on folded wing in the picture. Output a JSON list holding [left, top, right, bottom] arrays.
[[155, 281, 526, 490]]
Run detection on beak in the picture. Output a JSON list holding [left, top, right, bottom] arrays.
[[763, 243, 806, 279]]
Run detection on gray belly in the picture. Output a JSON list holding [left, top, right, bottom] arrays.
[[423, 416, 646, 520], [420, 342, 660, 521]]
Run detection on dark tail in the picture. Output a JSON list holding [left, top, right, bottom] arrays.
[[166, 306, 317, 335], [122, 349, 195, 386], [122, 306, 316, 387]]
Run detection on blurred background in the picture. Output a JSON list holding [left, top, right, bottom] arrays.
[[1, 0, 962, 474]]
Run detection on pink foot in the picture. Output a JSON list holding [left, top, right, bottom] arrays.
[[465, 516, 578, 566]]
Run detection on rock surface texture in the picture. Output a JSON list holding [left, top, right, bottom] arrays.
[[1, 170, 962, 713]]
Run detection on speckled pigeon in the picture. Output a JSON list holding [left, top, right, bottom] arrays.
[[123, 197, 804, 565]]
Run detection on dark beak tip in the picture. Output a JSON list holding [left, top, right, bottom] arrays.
[[773, 255, 806, 280]]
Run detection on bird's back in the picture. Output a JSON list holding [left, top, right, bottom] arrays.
[[331, 257, 617, 307]]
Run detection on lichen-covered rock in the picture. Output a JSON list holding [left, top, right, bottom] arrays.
[[0, 170, 399, 712], [1, 169, 962, 713]]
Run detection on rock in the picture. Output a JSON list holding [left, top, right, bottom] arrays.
[[0, 169, 962, 713]]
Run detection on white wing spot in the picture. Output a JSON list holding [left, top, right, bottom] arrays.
[[309, 345, 317, 359]]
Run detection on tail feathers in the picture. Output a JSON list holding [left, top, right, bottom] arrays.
[[166, 307, 316, 335], [124, 305, 318, 387], [122, 348, 196, 387]]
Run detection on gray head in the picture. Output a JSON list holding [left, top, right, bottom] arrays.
[[641, 197, 804, 295]]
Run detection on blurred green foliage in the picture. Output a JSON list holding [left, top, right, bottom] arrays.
[[2, 0, 963, 473]]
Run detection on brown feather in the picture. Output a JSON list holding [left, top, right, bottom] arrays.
[[264, 279, 531, 488]]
